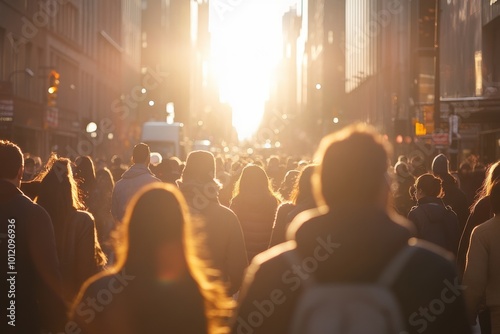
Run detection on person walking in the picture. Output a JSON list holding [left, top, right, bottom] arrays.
[[231, 124, 471, 334], [269, 164, 316, 247], [36, 157, 107, 303], [177, 150, 248, 296], [407, 173, 460, 255], [432, 154, 469, 235], [0, 140, 66, 333], [230, 164, 280, 262], [112, 143, 160, 223], [463, 180, 500, 333], [72, 183, 233, 334]]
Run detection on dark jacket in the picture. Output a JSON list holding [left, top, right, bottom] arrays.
[[231, 208, 471, 334], [0, 180, 66, 333], [407, 197, 460, 255], [441, 174, 469, 234], [73, 272, 207, 334], [111, 164, 160, 222], [178, 181, 248, 295], [60, 210, 103, 302], [269, 199, 316, 247], [230, 194, 279, 262]]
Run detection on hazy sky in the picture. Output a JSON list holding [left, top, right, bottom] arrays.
[[209, 0, 299, 140]]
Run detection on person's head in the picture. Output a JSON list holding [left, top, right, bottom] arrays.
[[291, 164, 316, 205], [483, 161, 500, 196], [24, 157, 35, 174], [278, 169, 300, 201], [74, 156, 96, 195], [36, 157, 85, 248], [490, 180, 500, 215], [233, 164, 274, 200], [414, 173, 443, 200], [180, 150, 216, 184], [313, 124, 391, 210], [0, 140, 23, 187], [117, 183, 188, 277], [397, 155, 408, 164], [112, 182, 232, 331], [432, 153, 450, 178], [132, 143, 150, 165], [95, 168, 114, 193], [267, 156, 280, 170], [37, 157, 84, 212], [111, 155, 122, 167]]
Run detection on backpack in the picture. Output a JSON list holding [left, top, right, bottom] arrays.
[[285, 245, 416, 334]]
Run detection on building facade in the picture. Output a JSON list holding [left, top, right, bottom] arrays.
[[0, 0, 142, 160]]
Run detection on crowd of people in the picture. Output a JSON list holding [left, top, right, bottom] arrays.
[[1, 122, 499, 333]]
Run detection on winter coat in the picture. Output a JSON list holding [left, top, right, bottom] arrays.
[[231, 208, 471, 334], [269, 199, 316, 247], [178, 180, 248, 295], [407, 197, 460, 255], [111, 164, 160, 222], [230, 194, 279, 262], [441, 174, 469, 234], [0, 180, 66, 333]]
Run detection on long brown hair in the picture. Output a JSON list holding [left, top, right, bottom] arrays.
[[231, 164, 278, 204], [36, 156, 85, 251], [35, 155, 106, 267], [110, 183, 233, 333]]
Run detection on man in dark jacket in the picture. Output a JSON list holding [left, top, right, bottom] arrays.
[[0, 140, 66, 333], [112, 143, 160, 222], [231, 124, 471, 334]]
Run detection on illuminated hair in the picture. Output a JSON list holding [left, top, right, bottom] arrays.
[[111, 183, 232, 332], [232, 164, 276, 201], [0, 140, 23, 179], [472, 160, 500, 210], [290, 164, 316, 205], [415, 173, 443, 198], [36, 156, 88, 256], [313, 123, 392, 209]]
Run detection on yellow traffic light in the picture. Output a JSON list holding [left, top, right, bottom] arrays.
[[47, 70, 60, 107], [415, 122, 427, 136]]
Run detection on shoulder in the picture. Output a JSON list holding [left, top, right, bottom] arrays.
[[247, 241, 297, 277], [399, 239, 456, 283], [472, 216, 500, 235], [286, 207, 331, 241], [75, 210, 95, 222]]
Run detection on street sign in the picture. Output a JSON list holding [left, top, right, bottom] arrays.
[[432, 133, 449, 147]]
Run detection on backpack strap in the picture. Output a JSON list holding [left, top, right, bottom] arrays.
[[378, 244, 417, 286]]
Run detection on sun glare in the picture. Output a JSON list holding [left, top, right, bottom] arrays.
[[210, 1, 285, 141]]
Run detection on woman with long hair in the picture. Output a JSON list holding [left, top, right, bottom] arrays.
[[230, 164, 280, 262], [72, 183, 233, 334], [88, 168, 116, 263], [458, 160, 500, 274], [73, 155, 96, 208], [269, 164, 316, 247], [35, 156, 106, 303]]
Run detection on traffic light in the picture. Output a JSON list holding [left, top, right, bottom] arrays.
[[47, 70, 60, 107]]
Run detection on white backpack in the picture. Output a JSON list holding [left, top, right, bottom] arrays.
[[286, 245, 416, 334]]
